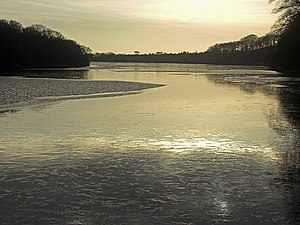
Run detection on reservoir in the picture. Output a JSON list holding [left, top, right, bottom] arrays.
[[0, 62, 299, 224]]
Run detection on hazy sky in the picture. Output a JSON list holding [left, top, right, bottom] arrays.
[[0, 0, 277, 53]]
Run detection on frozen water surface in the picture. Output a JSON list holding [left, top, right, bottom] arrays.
[[0, 63, 299, 225]]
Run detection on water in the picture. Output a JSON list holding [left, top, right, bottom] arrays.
[[0, 62, 300, 224]]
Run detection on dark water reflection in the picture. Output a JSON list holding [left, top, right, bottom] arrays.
[[272, 88, 300, 225], [1, 63, 300, 224], [208, 72, 300, 224]]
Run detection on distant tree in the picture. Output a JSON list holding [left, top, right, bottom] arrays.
[[206, 34, 277, 53], [24, 24, 64, 40], [239, 34, 258, 51], [134, 50, 140, 55], [7, 20, 23, 32], [80, 45, 92, 56]]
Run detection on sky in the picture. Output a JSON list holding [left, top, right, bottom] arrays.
[[0, 0, 277, 53]]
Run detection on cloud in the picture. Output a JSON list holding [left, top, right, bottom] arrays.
[[74, 0, 275, 26], [0, 0, 275, 25]]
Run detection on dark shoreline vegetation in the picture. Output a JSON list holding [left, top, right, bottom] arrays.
[[90, 45, 278, 67], [90, 32, 280, 67], [0, 19, 90, 69]]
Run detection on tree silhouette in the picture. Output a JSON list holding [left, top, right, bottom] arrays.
[[269, 0, 300, 33], [203, 34, 277, 53], [270, 13, 300, 72], [0, 19, 90, 69], [269, 0, 300, 72]]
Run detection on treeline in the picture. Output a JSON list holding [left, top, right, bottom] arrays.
[[207, 34, 278, 53], [91, 44, 277, 66], [0, 19, 90, 69]]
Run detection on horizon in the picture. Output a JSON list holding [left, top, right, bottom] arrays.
[[1, 0, 277, 54]]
